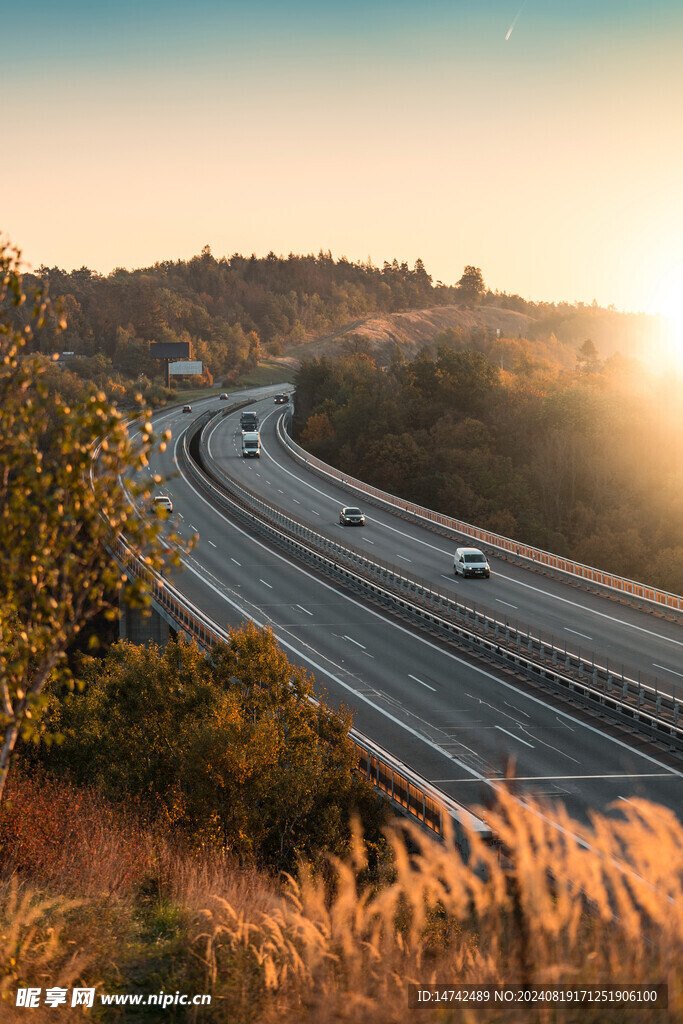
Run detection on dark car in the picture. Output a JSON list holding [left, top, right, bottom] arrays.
[[339, 506, 365, 526], [182, 404, 192, 413], [274, 394, 289, 404], [219, 393, 229, 400]]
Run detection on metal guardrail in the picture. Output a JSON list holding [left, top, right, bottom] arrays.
[[277, 412, 683, 619], [190, 413, 683, 753], [350, 730, 492, 851]]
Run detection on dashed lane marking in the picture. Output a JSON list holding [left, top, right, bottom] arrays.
[[409, 674, 436, 692], [495, 726, 535, 748]]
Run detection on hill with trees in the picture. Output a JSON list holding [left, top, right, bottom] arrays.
[[2, 247, 668, 403]]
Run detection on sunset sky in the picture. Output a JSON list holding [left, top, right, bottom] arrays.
[[3, 0, 683, 315]]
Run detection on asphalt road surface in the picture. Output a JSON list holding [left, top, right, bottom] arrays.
[[129, 389, 682, 843]]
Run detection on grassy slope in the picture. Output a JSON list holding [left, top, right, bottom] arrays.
[[1, 769, 681, 1023]]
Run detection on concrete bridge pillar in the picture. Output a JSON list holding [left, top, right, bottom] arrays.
[[119, 597, 171, 647]]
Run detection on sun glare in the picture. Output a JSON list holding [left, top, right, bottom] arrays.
[[646, 259, 683, 370]]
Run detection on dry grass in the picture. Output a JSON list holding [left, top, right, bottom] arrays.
[[0, 770, 681, 1022], [0, 882, 91, 1013], [196, 791, 683, 1023], [0, 772, 152, 900]]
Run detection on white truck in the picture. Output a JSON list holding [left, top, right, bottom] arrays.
[[241, 431, 261, 458]]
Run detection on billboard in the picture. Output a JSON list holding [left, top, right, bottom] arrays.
[[150, 342, 190, 359], [169, 360, 203, 376]]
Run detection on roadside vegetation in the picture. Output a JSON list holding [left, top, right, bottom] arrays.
[[1, 764, 681, 1023], [38, 628, 385, 874], [292, 344, 683, 594]]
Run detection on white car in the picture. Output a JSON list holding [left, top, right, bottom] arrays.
[[152, 495, 173, 514], [454, 547, 490, 578]]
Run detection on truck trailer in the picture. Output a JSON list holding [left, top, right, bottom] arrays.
[[240, 410, 259, 432]]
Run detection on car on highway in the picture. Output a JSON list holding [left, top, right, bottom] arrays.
[[274, 394, 289, 404], [454, 547, 490, 578], [339, 506, 365, 526], [152, 495, 173, 514], [182, 404, 192, 413], [219, 393, 229, 400]]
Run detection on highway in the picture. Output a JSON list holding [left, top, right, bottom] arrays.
[[137, 388, 683, 840], [210, 398, 683, 696]]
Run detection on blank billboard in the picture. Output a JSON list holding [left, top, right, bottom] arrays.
[[169, 360, 203, 375], [150, 342, 190, 359]]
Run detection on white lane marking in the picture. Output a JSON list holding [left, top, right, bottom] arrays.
[[260, 579, 273, 588], [189, 524, 198, 533], [441, 574, 455, 582], [293, 499, 301, 504], [278, 489, 284, 494], [311, 509, 320, 516], [434, 774, 673, 782], [343, 635, 366, 649], [496, 599, 518, 609], [653, 663, 683, 678], [252, 427, 683, 649], [177, 513, 184, 519], [495, 726, 535, 748], [296, 604, 313, 616], [265, 479, 271, 485], [409, 674, 436, 692], [171, 431, 683, 784], [500, 572, 683, 647], [565, 627, 592, 640], [397, 554, 412, 562], [231, 557, 241, 566], [208, 540, 217, 548], [617, 796, 678, 827], [365, 538, 375, 544]]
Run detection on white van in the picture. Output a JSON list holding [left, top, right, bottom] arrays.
[[454, 547, 490, 578]]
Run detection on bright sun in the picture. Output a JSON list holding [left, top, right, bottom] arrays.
[[646, 259, 683, 368]]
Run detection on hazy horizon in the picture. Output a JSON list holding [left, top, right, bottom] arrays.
[[3, 0, 683, 324]]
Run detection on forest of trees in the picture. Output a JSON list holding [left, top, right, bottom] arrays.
[[7, 249, 441, 394], [293, 341, 683, 593], [2, 247, 657, 406]]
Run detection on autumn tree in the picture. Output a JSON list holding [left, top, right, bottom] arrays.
[[300, 411, 335, 449], [0, 240, 183, 801], [45, 625, 382, 869]]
